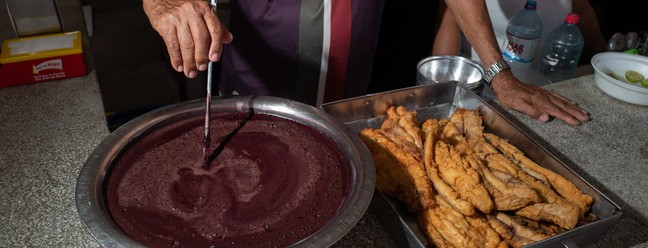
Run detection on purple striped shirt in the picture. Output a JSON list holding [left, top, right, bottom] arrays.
[[219, 0, 384, 106]]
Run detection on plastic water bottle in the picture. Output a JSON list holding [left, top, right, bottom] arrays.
[[538, 13, 584, 82], [501, 0, 543, 67]]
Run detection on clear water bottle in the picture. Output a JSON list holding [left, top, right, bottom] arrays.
[[501, 0, 543, 67], [538, 13, 584, 82]]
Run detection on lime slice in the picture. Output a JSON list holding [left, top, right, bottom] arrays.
[[625, 70, 645, 83], [641, 78, 648, 88]]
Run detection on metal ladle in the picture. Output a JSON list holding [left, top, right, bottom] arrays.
[[202, 0, 218, 168]]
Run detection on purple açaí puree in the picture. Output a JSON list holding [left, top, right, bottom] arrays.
[[106, 112, 350, 248]]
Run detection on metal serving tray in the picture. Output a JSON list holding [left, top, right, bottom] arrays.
[[321, 83, 622, 248]]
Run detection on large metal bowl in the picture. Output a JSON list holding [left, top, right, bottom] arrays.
[[75, 95, 375, 247]]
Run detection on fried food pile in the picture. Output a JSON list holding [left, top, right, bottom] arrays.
[[359, 106, 595, 248]]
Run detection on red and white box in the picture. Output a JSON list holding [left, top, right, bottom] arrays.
[[0, 31, 86, 88], [0, 63, 6, 86]]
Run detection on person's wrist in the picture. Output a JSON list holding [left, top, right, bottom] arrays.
[[483, 59, 510, 88]]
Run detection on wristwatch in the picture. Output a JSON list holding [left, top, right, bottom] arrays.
[[483, 59, 510, 87]]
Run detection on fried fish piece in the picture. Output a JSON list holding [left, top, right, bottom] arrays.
[[418, 211, 456, 248], [449, 108, 484, 149], [484, 133, 593, 216], [440, 118, 474, 155], [465, 214, 505, 248], [515, 202, 580, 230], [486, 215, 514, 241], [423, 119, 475, 216], [483, 151, 549, 188], [495, 212, 551, 245], [484, 149, 580, 229], [380, 107, 424, 159], [418, 195, 501, 248], [467, 155, 541, 211], [360, 128, 435, 212], [512, 175, 580, 229], [435, 140, 494, 214]]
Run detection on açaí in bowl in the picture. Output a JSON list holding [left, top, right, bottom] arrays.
[[75, 96, 375, 247]]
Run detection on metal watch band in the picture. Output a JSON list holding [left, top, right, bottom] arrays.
[[483, 60, 510, 86]]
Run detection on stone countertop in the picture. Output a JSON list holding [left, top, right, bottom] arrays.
[[0, 71, 108, 247], [1, 72, 647, 248]]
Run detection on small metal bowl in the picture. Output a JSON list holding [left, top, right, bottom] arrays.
[[75, 96, 375, 247], [416, 56, 484, 93]]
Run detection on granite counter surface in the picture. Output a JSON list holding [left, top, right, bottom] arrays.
[[0, 71, 108, 247]]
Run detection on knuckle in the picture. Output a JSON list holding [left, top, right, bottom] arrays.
[[180, 40, 196, 50]]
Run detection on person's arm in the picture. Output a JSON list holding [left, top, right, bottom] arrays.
[[443, 0, 589, 126], [573, 0, 607, 55], [431, 2, 462, 56], [143, 0, 233, 78]]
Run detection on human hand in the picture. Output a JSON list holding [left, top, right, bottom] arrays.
[[143, 0, 233, 78], [491, 71, 590, 126]]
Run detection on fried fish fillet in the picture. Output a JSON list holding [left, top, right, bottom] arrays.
[[435, 140, 494, 214], [483, 150, 550, 188], [360, 128, 435, 212], [484, 133, 593, 216], [482, 145, 580, 229], [467, 155, 541, 211], [494, 212, 551, 245], [513, 176, 580, 229], [515, 202, 580, 230], [449, 108, 484, 148], [418, 195, 501, 248], [423, 119, 475, 216], [380, 106, 424, 159], [440, 118, 474, 155]]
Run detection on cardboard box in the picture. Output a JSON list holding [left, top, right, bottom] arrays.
[[0, 31, 86, 88]]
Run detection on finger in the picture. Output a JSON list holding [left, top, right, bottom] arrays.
[[546, 90, 577, 105], [537, 96, 580, 126], [203, 10, 231, 62], [177, 23, 198, 78], [188, 16, 211, 71], [509, 97, 550, 122], [159, 26, 184, 72], [545, 91, 589, 122], [548, 95, 590, 123]]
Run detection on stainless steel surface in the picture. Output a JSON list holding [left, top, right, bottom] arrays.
[[75, 96, 375, 248], [416, 55, 485, 92], [321, 83, 622, 248]]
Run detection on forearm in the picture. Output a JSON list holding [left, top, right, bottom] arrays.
[[443, 0, 500, 65], [432, 3, 462, 56], [443, 0, 512, 88]]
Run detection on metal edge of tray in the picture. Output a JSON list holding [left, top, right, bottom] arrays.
[[320, 83, 622, 248]]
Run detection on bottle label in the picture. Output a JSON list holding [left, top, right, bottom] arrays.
[[501, 34, 539, 65]]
